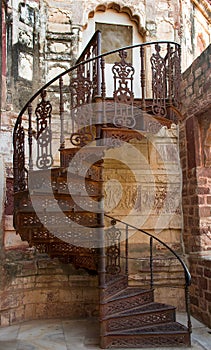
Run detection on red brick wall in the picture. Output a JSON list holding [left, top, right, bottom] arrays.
[[180, 44, 211, 327], [189, 256, 211, 327]]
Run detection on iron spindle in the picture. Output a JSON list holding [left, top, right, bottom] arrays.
[[167, 43, 173, 105], [100, 57, 107, 127], [96, 31, 101, 96], [100, 57, 106, 101], [13, 127, 19, 192], [140, 46, 146, 111], [28, 103, 33, 170], [125, 224, 129, 276], [150, 236, 154, 289], [59, 77, 65, 149], [185, 284, 192, 335]]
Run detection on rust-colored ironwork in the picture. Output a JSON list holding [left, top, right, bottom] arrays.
[[151, 43, 167, 117], [70, 31, 102, 147], [13, 38, 182, 185], [59, 76, 65, 150], [101, 127, 143, 148], [104, 214, 192, 341], [76, 30, 101, 98], [35, 90, 53, 169], [13, 33, 190, 349], [105, 219, 121, 275], [140, 46, 146, 111], [13, 121, 26, 192], [28, 103, 33, 170], [69, 64, 94, 147], [112, 50, 135, 128]]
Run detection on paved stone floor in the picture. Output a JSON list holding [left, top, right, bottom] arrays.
[[0, 313, 210, 350]]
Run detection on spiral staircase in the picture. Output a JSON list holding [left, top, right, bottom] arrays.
[[13, 31, 191, 347]]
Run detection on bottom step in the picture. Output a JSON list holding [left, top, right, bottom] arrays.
[[100, 322, 190, 348]]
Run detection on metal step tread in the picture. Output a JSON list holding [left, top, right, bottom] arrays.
[[103, 287, 153, 303], [102, 302, 176, 319], [105, 274, 128, 286], [28, 167, 103, 182], [104, 322, 189, 335]]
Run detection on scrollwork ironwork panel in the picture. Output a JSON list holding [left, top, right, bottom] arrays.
[[170, 45, 181, 107], [70, 65, 94, 146], [151, 44, 167, 117], [102, 291, 154, 317], [105, 221, 121, 275], [13, 123, 26, 192], [35, 90, 53, 169], [104, 309, 175, 332], [104, 333, 189, 348], [112, 50, 136, 128]]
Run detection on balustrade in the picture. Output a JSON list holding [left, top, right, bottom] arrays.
[[13, 34, 181, 187]]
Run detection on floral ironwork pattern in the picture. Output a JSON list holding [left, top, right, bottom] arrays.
[[70, 65, 94, 146], [13, 123, 26, 192], [151, 44, 167, 117], [112, 50, 136, 128], [105, 220, 121, 274], [35, 90, 53, 169], [170, 45, 181, 107]]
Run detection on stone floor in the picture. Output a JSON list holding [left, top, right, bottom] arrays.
[[0, 313, 210, 350]]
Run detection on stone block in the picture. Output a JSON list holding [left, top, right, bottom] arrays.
[[154, 287, 185, 311], [186, 86, 193, 96], [1, 313, 10, 326], [9, 306, 25, 324], [35, 274, 68, 284], [207, 196, 211, 204], [82, 288, 99, 302], [48, 23, 70, 33], [196, 266, 203, 275], [200, 277, 208, 290], [199, 206, 211, 217], [18, 261, 38, 277], [198, 187, 210, 195], [204, 268, 211, 278], [24, 303, 36, 320], [22, 290, 48, 305], [4, 215, 14, 231], [190, 295, 199, 306], [49, 42, 69, 54], [4, 230, 27, 249], [205, 291, 211, 302], [59, 289, 74, 303], [0, 292, 20, 311], [194, 67, 202, 79]]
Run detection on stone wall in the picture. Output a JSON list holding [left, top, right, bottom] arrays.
[[0, 254, 99, 326], [0, 157, 99, 327], [103, 126, 186, 310], [180, 44, 211, 254], [3, 0, 211, 112], [180, 44, 211, 327], [189, 256, 211, 327]]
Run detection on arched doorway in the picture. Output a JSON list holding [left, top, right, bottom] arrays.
[[80, 8, 145, 97]]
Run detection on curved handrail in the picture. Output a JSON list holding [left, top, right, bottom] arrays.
[[14, 39, 180, 132], [104, 213, 192, 334], [105, 213, 191, 287]]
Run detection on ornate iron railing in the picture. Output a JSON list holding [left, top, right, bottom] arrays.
[[104, 214, 192, 334], [13, 35, 181, 193]]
